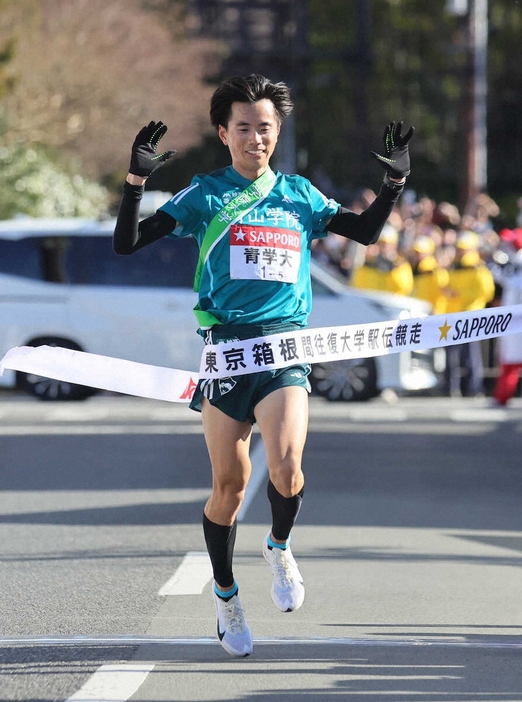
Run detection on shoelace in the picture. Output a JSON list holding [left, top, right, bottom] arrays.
[[221, 598, 248, 635], [271, 549, 295, 589]]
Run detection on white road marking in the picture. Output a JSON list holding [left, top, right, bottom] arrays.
[[450, 408, 509, 422], [1, 635, 521, 650], [0, 424, 204, 435], [158, 552, 213, 596], [237, 437, 267, 522], [65, 663, 154, 702], [156, 438, 265, 596]]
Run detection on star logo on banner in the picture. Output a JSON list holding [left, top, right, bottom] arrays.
[[234, 228, 247, 242], [438, 319, 452, 341], [180, 377, 198, 400]]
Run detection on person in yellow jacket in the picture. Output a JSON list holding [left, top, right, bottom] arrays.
[[410, 235, 450, 315], [351, 224, 414, 296], [444, 230, 496, 397]]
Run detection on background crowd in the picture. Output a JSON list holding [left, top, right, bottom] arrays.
[[313, 188, 522, 405]]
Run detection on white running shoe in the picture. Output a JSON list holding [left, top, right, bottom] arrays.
[[262, 532, 305, 612], [213, 588, 253, 657]]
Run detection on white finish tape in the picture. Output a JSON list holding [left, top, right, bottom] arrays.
[[198, 305, 521, 378], [1, 305, 521, 403]]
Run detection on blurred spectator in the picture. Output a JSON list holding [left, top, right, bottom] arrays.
[[314, 183, 522, 399], [492, 234, 522, 406], [444, 231, 496, 397], [351, 224, 414, 296], [472, 192, 500, 235], [409, 236, 450, 314], [482, 227, 519, 306], [479, 228, 501, 263], [312, 234, 351, 279], [437, 228, 458, 271], [433, 201, 461, 230], [489, 228, 522, 290], [416, 196, 437, 233]]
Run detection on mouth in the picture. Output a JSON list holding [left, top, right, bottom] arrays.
[[246, 150, 265, 156]]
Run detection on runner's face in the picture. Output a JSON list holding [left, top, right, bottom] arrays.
[[218, 99, 280, 180]]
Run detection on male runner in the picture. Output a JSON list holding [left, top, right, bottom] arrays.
[[114, 74, 413, 657]]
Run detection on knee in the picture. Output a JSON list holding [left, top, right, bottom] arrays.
[[269, 455, 304, 498], [211, 474, 248, 511]]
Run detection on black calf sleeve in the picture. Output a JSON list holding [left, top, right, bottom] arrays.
[[267, 479, 304, 542], [202, 513, 237, 588]]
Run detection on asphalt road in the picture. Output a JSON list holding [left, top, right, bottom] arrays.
[[1, 391, 522, 701]]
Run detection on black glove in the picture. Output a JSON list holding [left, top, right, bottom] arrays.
[[370, 121, 414, 179], [129, 121, 177, 177]]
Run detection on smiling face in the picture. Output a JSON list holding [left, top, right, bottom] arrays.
[[218, 99, 281, 181]]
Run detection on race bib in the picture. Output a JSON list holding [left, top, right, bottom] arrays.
[[229, 224, 301, 283]]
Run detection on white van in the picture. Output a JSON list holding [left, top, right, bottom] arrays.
[[0, 216, 439, 401]]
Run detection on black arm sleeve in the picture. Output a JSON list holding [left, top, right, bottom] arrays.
[[113, 181, 177, 255], [327, 179, 404, 246]]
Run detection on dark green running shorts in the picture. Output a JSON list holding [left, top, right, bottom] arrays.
[[189, 322, 311, 424]]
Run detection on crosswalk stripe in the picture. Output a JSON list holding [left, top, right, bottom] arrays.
[[65, 663, 154, 702], [158, 552, 212, 596]]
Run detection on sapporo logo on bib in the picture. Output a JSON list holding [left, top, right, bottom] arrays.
[[229, 224, 301, 283]]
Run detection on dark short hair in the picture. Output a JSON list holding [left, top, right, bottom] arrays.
[[210, 74, 294, 130]]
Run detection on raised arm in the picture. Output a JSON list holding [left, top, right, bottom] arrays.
[[327, 121, 414, 246], [113, 121, 177, 255]]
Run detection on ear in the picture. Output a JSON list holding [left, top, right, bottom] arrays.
[[218, 125, 228, 145]]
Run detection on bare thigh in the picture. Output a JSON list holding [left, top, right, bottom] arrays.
[[254, 385, 309, 497], [201, 398, 253, 526]]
